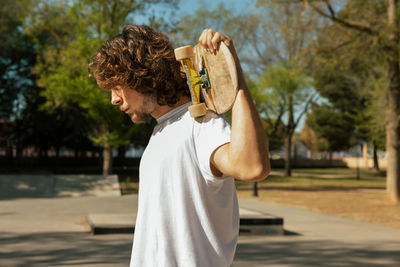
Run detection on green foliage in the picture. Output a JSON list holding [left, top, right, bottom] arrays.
[[301, 123, 329, 152], [0, 0, 180, 166], [308, 0, 387, 151], [257, 61, 316, 175], [14, 93, 95, 154], [306, 103, 356, 152], [25, 0, 176, 151], [34, 34, 129, 149], [0, 0, 37, 119], [258, 61, 316, 130], [260, 62, 313, 100], [173, 1, 235, 46]]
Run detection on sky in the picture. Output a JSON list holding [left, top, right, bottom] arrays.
[[177, 0, 256, 15], [137, 0, 257, 24]]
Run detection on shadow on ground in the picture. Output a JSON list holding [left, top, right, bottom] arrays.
[[0, 232, 133, 267], [1, 231, 399, 266], [0, 174, 120, 200], [233, 239, 400, 267]]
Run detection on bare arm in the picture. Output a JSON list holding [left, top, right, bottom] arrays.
[[199, 29, 270, 181]]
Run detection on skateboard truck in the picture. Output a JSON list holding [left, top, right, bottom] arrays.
[[174, 46, 208, 118], [174, 43, 238, 118], [197, 62, 211, 90]]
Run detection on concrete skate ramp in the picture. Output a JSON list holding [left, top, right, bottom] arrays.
[[86, 208, 284, 236], [0, 174, 121, 199]]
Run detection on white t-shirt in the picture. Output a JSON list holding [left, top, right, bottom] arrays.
[[130, 102, 239, 267]]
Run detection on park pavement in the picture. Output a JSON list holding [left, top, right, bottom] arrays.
[[1, 175, 400, 266]]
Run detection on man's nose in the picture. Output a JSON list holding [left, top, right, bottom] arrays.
[[111, 90, 122, 105]]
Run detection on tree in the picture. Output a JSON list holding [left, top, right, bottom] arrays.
[[0, 0, 37, 120], [0, 0, 48, 159], [306, 103, 356, 155], [243, 77, 284, 151], [305, 38, 374, 160], [13, 89, 95, 159], [259, 61, 316, 176], [361, 71, 387, 170], [300, 0, 400, 202], [26, 0, 177, 174], [249, 1, 324, 176], [172, 1, 257, 58], [301, 123, 329, 155], [306, 1, 387, 170]]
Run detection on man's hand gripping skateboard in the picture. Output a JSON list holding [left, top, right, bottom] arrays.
[[174, 29, 239, 118]]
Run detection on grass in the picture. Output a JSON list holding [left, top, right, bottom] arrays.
[[236, 175, 386, 191], [236, 168, 400, 229], [272, 168, 386, 178]]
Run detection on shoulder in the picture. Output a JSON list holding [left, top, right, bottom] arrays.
[[194, 110, 230, 126], [192, 110, 231, 139]]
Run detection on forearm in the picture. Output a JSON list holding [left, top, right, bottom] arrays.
[[229, 90, 270, 179]]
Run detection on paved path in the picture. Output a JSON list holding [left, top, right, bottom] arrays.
[[1, 174, 399, 266], [0, 174, 121, 198], [234, 198, 400, 267], [1, 195, 400, 266]]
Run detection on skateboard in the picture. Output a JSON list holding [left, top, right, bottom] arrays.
[[174, 42, 238, 118]]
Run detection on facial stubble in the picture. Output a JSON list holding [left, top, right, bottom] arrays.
[[129, 95, 157, 124]]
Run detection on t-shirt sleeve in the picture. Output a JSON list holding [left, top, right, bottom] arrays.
[[193, 111, 231, 183]]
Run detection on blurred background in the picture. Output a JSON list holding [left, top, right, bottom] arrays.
[[0, 0, 398, 205]]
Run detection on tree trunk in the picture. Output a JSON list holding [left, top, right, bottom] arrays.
[[285, 94, 295, 177], [5, 139, 13, 159], [329, 151, 333, 167], [253, 182, 258, 197], [16, 143, 23, 158], [284, 134, 292, 176], [293, 143, 298, 168], [385, 71, 400, 202], [373, 141, 380, 171], [118, 146, 126, 159], [103, 144, 113, 175], [385, 0, 400, 203]]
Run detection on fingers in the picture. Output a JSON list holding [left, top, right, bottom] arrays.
[[198, 29, 231, 53], [211, 32, 222, 51], [199, 29, 214, 51], [206, 29, 213, 50]]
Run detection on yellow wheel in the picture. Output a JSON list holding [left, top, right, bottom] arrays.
[[174, 45, 195, 60], [188, 103, 207, 118]]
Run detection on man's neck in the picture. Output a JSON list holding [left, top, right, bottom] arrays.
[[151, 96, 191, 120]]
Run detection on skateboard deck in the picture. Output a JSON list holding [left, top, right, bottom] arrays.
[[174, 42, 238, 118]]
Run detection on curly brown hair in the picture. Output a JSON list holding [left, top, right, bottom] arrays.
[[88, 25, 189, 106]]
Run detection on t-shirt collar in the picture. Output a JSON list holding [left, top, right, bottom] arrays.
[[156, 102, 191, 124]]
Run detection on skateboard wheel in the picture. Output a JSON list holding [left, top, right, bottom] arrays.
[[188, 103, 207, 118], [174, 46, 195, 60]]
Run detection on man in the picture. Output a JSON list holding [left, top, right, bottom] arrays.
[[89, 25, 270, 267]]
